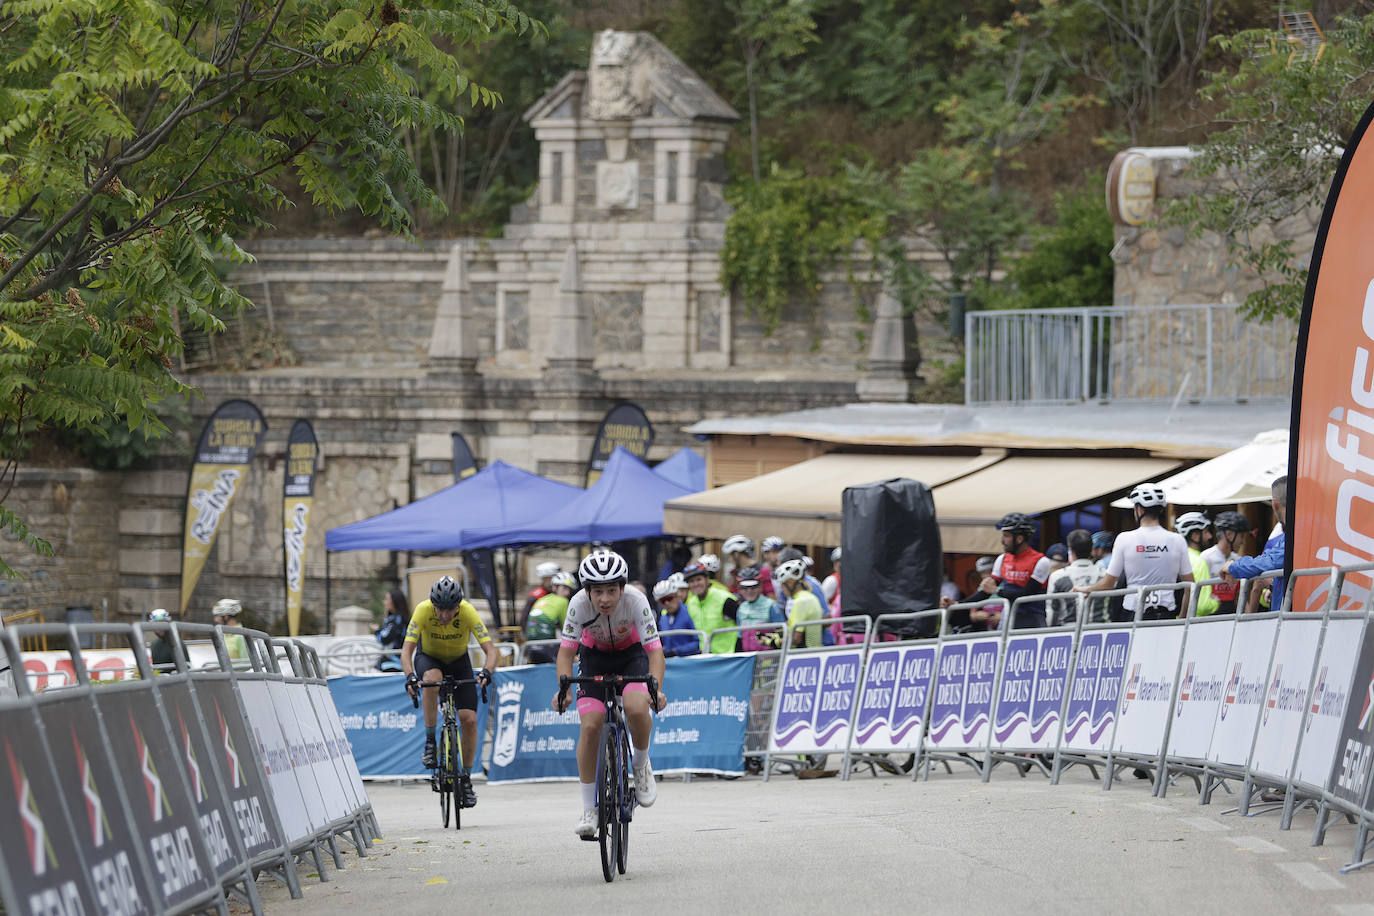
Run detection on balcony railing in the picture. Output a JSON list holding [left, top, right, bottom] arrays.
[[964, 304, 1297, 406]]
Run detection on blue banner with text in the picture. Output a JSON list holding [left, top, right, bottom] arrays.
[[329, 674, 488, 777]]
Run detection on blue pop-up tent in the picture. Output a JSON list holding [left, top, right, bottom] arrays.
[[462, 448, 697, 548], [324, 460, 582, 552], [652, 446, 706, 491]]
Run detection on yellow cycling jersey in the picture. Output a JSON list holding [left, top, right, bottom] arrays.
[[403, 599, 491, 662]]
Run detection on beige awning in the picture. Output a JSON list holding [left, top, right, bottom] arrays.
[[662, 452, 1184, 554], [662, 452, 1003, 548]]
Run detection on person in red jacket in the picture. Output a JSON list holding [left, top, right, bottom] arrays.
[[975, 512, 1052, 629]]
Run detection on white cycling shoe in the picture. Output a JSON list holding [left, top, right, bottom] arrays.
[[634, 758, 657, 807], [575, 807, 597, 838]]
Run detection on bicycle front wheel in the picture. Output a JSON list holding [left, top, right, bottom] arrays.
[[446, 719, 463, 831], [598, 725, 618, 883], [438, 724, 453, 829]]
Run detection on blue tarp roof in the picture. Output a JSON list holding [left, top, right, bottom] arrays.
[[325, 460, 582, 552], [462, 447, 698, 549], [652, 446, 705, 491]]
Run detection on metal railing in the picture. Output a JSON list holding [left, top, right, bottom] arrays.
[[965, 303, 1297, 405], [2, 610, 47, 651]]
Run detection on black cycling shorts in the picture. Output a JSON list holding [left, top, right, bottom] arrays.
[[414, 651, 478, 710], [576, 643, 649, 706]]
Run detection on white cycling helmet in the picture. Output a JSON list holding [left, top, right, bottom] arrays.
[[1128, 483, 1168, 508], [802, 555, 814, 569], [535, 561, 561, 579], [579, 550, 628, 584], [212, 598, 241, 618], [551, 571, 578, 590], [722, 535, 754, 556], [652, 579, 678, 601], [1174, 511, 1211, 537], [775, 559, 808, 585], [667, 572, 687, 591], [760, 536, 786, 553], [829, 547, 842, 563], [697, 553, 721, 574], [149, 608, 171, 622]]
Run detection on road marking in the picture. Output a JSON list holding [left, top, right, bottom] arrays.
[[1180, 816, 1229, 832], [1230, 836, 1285, 854], [1275, 862, 1342, 891]]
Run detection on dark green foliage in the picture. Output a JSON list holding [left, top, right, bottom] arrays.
[[987, 179, 1115, 311]]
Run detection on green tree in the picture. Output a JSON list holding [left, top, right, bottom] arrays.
[[0, 0, 535, 577], [985, 178, 1115, 311], [727, 0, 818, 181], [1161, 11, 1374, 322]]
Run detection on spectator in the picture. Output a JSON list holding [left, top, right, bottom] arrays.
[[1175, 512, 1219, 616], [212, 598, 251, 667], [1045, 543, 1069, 575], [823, 548, 860, 644], [1222, 476, 1288, 613], [1077, 484, 1193, 620], [940, 566, 961, 605], [759, 535, 786, 592], [372, 589, 408, 671], [1091, 530, 1114, 571], [776, 559, 823, 648], [1047, 529, 1104, 625], [147, 609, 185, 672], [1203, 511, 1249, 614], [668, 571, 689, 604], [777, 547, 834, 644], [695, 553, 731, 596], [525, 572, 576, 663], [942, 556, 997, 632], [684, 561, 739, 654], [735, 566, 785, 650], [723, 534, 774, 597], [653, 579, 700, 657], [985, 513, 1052, 628], [521, 561, 562, 623]]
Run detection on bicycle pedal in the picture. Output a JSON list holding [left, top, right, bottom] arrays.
[[578, 833, 598, 842]]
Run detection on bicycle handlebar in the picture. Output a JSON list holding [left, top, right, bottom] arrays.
[[556, 673, 659, 715], [408, 675, 489, 709]]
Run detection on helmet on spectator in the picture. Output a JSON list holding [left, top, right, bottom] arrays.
[[737, 566, 762, 588], [551, 571, 578, 591], [1046, 543, 1069, 563], [667, 572, 687, 591], [829, 547, 842, 562], [682, 562, 710, 582], [722, 535, 753, 556], [535, 561, 561, 579], [775, 559, 808, 585], [975, 556, 996, 574], [996, 512, 1035, 534], [1091, 530, 1115, 549], [149, 608, 171, 622], [1214, 511, 1249, 533], [1128, 483, 1168, 508], [802, 555, 815, 569], [430, 575, 463, 609], [578, 550, 628, 585], [652, 579, 678, 601], [212, 598, 241, 618], [760, 536, 786, 553], [697, 554, 721, 574], [1174, 511, 1211, 537]]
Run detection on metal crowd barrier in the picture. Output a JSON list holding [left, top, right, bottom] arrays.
[[0, 621, 382, 915]]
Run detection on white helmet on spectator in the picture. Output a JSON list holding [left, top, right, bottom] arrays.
[[697, 553, 721, 574], [829, 547, 842, 563], [975, 556, 996, 574], [802, 555, 815, 569], [551, 571, 578, 590], [722, 534, 753, 556], [535, 561, 561, 579], [1128, 483, 1167, 508], [212, 598, 241, 618], [578, 550, 628, 585], [652, 580, 678, 601], [149, 608, 171, 622], [667, 572, 687, 591], [775, 559, 808, 585], [760, 536, 786, 553], [1174, 511, 1211, 537]]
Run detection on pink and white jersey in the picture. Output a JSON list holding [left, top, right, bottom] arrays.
[[560, 588, 662, 653]]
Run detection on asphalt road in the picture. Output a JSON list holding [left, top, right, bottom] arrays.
[[251, 764, 1374, 915]]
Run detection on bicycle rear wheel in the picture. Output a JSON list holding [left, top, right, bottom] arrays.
[[438, 724, 453, 829], [616, 726, 632, 874], [598, 726, 618, 883], [446, 719, 462, 830]]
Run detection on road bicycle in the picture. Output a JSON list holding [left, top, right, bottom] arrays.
[[411, 675, 487, 829], [557, 673, 660, 883]]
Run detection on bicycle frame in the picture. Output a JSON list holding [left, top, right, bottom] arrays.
[[412, 676, 487, 829]]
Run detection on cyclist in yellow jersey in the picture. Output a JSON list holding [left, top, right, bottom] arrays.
[[402, 576, 497, 808]]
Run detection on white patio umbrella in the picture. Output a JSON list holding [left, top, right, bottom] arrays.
[[1111, 428, 1289, 507]]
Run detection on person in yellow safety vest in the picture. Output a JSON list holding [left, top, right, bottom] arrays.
[[684, 560, 739, 653], [1175, 512, 1219, 616], [695, 553, 733, 597]]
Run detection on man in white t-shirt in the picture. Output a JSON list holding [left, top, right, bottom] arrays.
[[1076, 483, 1193, 620], [1047, 529, 1104, 625]]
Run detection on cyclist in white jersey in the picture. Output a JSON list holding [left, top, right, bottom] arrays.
[[552, 550, 667, 838], [1076, 483, 1193, 619]]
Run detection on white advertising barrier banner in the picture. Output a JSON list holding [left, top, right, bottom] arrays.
[[1294, 617, 1365, 790], [927, 636, 1001, 752], [990, 632, 1074, 751], [237, 680, 314, 844], [21, 644, 221, 690], [769, 648, 865, 755], [851, 644, 938, 752], [307, 682, 367, 811], [1250, 616, 1323, 782], [1112, 626, 1186, 757], [266, 680, 345, 826], [1062, 628, 1132, 754], [1207, 616, 1279, 768], [1166, 618, 1237, 761]]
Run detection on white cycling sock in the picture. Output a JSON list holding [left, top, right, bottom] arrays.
[[633, 746, 649, 768], [580, 780, 596, 809]]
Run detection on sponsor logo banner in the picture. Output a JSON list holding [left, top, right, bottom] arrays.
[[1327, 620, 1374, 810], [1207, 617, 1278, 767], [180, 400, 267, 614], [282, 419, 319, 637], [1064, 628, 1132, 753], [992, 633, 1073, 750], [1166, 618, 1236, 761], [1114, 626, 1185, 757], [584, 402, 653, 486], [327, 674, 486, 779], [191, 681, 281, 857], [1295, 618, 1361, 789], [770, 650, 864, 754], [853, 646, 936, 750], [927, 637, 1002, 751], [1251, 617, 1322, 781], [237, 680, 313, 844]]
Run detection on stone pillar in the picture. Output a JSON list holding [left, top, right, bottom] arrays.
[[427, 241, 478, 373], [545, 244, 598, 383], [856, 282, 920, 402]]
